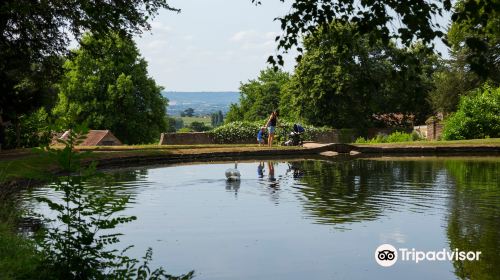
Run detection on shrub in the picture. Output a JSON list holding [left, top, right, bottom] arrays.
[[177, 127, 193, 133], [386, 131, 414, 142], [355, 131, 418, 143], [442, 85, 500, 140], [209, 121, 262, 143], [4, 108, 52, 149], [355, 136, 368, 144], [189, 121, 210, 132], [209, 121, 332, 144]]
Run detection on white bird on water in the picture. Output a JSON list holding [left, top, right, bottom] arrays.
[[225, 162, 241, 181]]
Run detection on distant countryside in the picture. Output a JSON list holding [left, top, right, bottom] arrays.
[[164, 91, 238, 132]]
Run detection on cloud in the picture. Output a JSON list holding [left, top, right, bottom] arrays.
[[144, 39, 168, 51], [229, 30, 279, 51], [230, 30, 258, 42], [183, 35, 195, 41], [150, 22, 173, 33], [230, 30, 278, 42]]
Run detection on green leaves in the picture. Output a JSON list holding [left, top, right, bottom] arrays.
[[261, 0, 449, 68], [1, 0, 178, 146], [355, 131, 422, 143], [34, 125, 193, 279], [225, 68, 290, 123], [209, 120, 331, 144], [447, 0, 500, 82], [281, 22, 435, 128], [443, 85, 500, 140], [53, 33, 167, 144]]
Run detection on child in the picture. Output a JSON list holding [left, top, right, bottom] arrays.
[[257, 127, 265, 146]]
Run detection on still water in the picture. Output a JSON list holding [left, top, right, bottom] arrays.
[[22, 157, 500, 280]]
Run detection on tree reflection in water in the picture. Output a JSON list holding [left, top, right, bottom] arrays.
[[285, 158, 499, 279], [445, 159, 500, 280], [20, 157, 499, 279], [289, 159, 445, 225]]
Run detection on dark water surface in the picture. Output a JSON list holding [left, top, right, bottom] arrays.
[[22, 157, 500, 280]]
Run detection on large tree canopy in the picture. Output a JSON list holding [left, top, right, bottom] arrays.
[[254, 0, 497, 79], [427, 0, 499, 115], [0, 0, 177, 147], [225, 68, 290, 123], [53, 33, 167, 144], [447, 0, 500, 83], [0, 0, 178, 63], [279, 23, 436, 129]]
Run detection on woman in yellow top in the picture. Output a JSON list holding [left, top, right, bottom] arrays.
[[265, 110, 278, 147]]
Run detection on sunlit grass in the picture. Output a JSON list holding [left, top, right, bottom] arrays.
[[180, 116, 212, 127], [352, 138, 500, 146]]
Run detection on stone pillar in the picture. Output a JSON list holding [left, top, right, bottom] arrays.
[[425, 117, 443, 140]]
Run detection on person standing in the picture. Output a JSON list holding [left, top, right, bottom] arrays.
[[265, 110, 278, 147]]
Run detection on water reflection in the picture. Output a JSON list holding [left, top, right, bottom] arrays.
[[225, 180, 241, 196], [289, 160, 450, 225], [17, 157, 500, 280], [256, 161, 281, 204], [286, 162, 304, 179], [257, 162, 265, 178], [444, 159, 500, 280]]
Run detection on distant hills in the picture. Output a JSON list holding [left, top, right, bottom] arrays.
[[163, 91, 240, 116]]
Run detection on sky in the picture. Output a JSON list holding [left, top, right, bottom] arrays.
[[134, 0, 297, 92], [134, 0, 451, 92]]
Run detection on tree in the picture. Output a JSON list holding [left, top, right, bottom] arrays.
[[225, 68, 290, 122], [0, 0, 178, 148], [165, 117, 177, 133], [53, 33, 167, 144], [427, 0, 499, 116], [174, 118, 184, 130], [189, 121, 210, 132], [225, 104, 244, 124], [0, 55, 63, 148], [211, 113, 218, 127], [280, 23, 436, 129], [181, 108, 195, 117], [253, 0, 450, 65], [218, 111, 224, 124], [253, 0, 495, 79], [447, 0, 500, 82], [442, 85, 500, 140], [428, 57, 480, 115], [211, 111, 224, 127]]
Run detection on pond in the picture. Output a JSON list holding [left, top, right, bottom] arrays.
[[21, 157, 500, 280]]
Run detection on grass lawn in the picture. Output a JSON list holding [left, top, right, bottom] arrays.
[[181, 116, 212, 127], [352, 138, 500, 147]]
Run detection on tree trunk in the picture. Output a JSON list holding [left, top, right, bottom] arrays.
[[15, 120, 21, 148], [0, 125, 3, 152], [0, 112, 4, 151]]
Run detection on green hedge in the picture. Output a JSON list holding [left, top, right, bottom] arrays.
[[208, 121, 332, 144]]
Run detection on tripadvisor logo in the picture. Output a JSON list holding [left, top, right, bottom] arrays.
[[375, 244, 398, 267], [375, 244, 481, 267]]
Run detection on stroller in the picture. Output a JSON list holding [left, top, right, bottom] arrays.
[[283, 124, 305, 146]]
